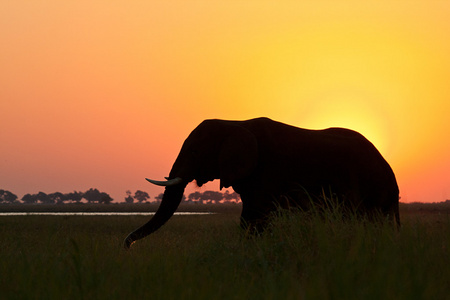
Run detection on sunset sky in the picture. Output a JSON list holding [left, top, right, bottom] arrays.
[[1, 1, 449, 203]]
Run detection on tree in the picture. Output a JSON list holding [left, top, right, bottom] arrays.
[[82, 188, 112, 203], [223, 190, 241, 203], [134, 190, 150, 203], [188, 191, 203, 203], [48, 192, 64, 204], [64, 191, 83, 203], [99, 192, 113, 204], [37, 192, 52, 204], [201, 191, 223, 203], [154, 193, 163, 202], [0, 190, 18, 203], [187, 191, 223, 203], [22, 193, 37, 204], [125, 190, 134, 203], [83, 188, 101, 203], [20, 192, 51, 204]]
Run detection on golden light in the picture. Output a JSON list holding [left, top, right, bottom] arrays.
[[300, 93, 393, 156]]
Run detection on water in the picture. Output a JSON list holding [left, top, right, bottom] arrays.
[[0, 212, 213, 216]]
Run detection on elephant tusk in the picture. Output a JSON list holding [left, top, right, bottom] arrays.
[[146, 177, 183, 186]]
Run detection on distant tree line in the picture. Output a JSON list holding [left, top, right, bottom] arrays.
[[186, 190, 240, 204], [126, 189, 240, 204], [124, 190, 151, 203], [0, 188, 113, 204], [1, 188, 241, 204], [151, 190, 240, 204]]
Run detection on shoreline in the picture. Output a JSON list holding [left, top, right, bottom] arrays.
[[1, 201, 449, 214]]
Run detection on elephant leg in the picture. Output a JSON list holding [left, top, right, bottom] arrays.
[[239, 193, 274, 235], [240, 209, 268, 234]]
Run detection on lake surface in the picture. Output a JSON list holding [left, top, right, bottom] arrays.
[[0, 212, 213, 216]]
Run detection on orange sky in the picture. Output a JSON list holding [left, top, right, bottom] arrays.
[[1, 1, 449, 203]]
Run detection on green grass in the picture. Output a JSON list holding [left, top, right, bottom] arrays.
[[0, 205, 449, 299]]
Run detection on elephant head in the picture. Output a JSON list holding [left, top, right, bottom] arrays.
[[124, 120, 258, 248]]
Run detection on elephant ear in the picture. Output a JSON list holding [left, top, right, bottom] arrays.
[[218, 126, 258, 189]]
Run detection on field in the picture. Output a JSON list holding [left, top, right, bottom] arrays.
[[1, 203, 449, 299]]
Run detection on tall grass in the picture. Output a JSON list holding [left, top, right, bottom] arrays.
[[0, 206, 449, 299]]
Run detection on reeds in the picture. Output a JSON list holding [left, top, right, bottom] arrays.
[[0, 203, 449, 299]]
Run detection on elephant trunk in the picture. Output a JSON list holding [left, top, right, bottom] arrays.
[[124, 183, 187, 249]]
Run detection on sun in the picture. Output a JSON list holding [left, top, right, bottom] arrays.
[[298, 91, 394, 157]]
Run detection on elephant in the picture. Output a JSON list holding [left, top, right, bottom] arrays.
[[124, 117, 399, 248]]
